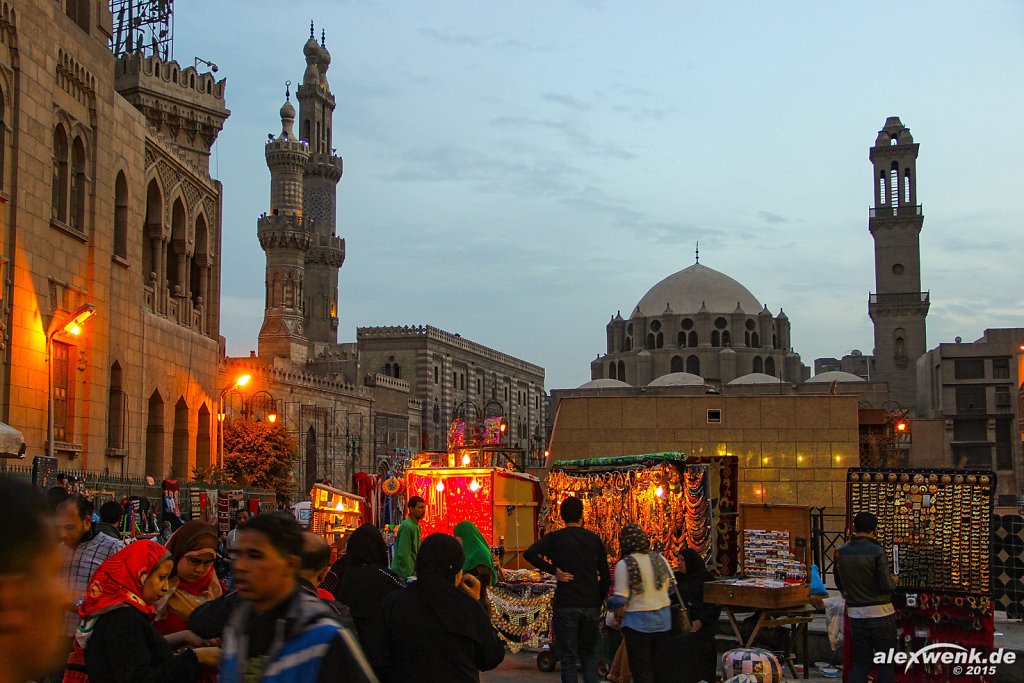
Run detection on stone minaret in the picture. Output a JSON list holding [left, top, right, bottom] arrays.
[[297, 25, 345, 351], [868, 116, 929, 410], [257, 87, 313, 362]]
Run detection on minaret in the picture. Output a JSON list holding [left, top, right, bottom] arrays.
[[257, 85, 313, 361], [867, 116, 929, 409], [297, 24, 345, 350]]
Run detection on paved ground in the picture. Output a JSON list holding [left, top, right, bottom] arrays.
[[480, 613, 1024, 682]]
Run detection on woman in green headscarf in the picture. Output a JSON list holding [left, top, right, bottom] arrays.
[[452, 521, 501, 602]]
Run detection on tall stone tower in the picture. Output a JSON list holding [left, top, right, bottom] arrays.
[[257, 88, 312, 361], [297, 26, 345, 353], [868, 116, 929, 409]]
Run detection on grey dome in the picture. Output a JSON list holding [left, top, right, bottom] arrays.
[[578, 378, 631, 389], [807, 370, 866, 383], [647, 372, 703, 387], [633, 263, 761, 317], [727, 372, 784, 385]]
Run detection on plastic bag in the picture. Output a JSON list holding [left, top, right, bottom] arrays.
[[810, 564, 828, 596], [823, 595, 845, 652]]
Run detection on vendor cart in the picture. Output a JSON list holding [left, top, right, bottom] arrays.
[[309, 482, 366, 561]]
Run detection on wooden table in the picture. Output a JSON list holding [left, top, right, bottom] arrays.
[[705, 581, 813, 679]]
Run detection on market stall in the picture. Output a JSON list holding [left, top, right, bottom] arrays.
[[309, 482, 366, 561], [843, 466, 996, 683], [404, 460, 542, 568], [545, 452, 738, 573]]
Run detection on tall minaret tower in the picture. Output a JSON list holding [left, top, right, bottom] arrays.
[[257, 86, 313, 362], [868, 116, 929, 410], [297, 24, 345, 352]]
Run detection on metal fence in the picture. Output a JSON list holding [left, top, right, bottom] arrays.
[[810, 507, 848, 586]]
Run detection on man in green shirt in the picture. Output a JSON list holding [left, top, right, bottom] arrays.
[[390, 496, 425, 578]]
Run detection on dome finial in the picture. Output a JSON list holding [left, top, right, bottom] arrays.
[[695, 241, 699, 264], [310, 20, 315, 39], [285, 79, 291, 100], [321, 28, 326, 47]]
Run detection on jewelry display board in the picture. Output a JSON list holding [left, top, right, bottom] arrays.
[[844, 467, 996, 683], [546, 453, 737, 574], [847, 467, 993, 595]]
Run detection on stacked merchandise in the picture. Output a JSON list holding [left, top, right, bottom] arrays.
[[846, 467, 995, 683], [743, 529, 805, 584]]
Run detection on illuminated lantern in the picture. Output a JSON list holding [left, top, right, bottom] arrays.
[[436, 481, 445, 492], [462, 454, 471, 465], [655, 486, 665, 498], [469, 479, 481, 492]]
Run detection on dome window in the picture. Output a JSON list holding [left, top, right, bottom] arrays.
[[715, 317, 728, 329], [681, 318, 693, 331], [650, 320, 661, 332], [745, 319, 756, 331]]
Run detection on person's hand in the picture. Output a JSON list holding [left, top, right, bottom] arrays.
[[459, 573, 482, 601], [691, 619, 702, 632], [194, 646, 221, 667], [555, 568, 575, 582]]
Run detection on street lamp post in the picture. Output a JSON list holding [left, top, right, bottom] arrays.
[[218, 374, 251, 469], [47, 304, 96, 460]]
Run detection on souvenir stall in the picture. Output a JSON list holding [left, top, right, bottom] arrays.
[[309, 482, 366, 560], [545, 452, 738, 573], [843, 467, 996, 683]]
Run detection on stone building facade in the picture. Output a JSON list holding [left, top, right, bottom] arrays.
[[592, 260, 807, 387], [357, 325, 547, 460], [0, 0, 227, 478], [916, 329, 1024, 505]]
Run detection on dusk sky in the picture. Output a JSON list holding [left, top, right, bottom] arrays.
[[175, 1, 1024, 391]]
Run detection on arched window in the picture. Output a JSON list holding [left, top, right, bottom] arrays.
[[192, 214, 209, 309], [394, 364, 401, 379], [722, 330, 731, 347], [107, 362, 127, 450], [302, 119, 311, 142], [625, 337, 632, 351], [69, 137, 87, 231], [751, 331, 760, 348], [878, 171, 886, 205], [608, 362, 616, 380], [671, 355, 683, 373], [646, 333, 655, 348], [904, 170, 912, 204], [656, 332, 663, 348], [0, 85, 6, 189], [772, 334, 778, 349], [686, 355, 700, 376], [765, 357, 776, 376], [687, 331, 698, 347], [677, 331, 686, 347], [52, 125, 69, 222], [143, 180, 162, 286], [384, 363, 392, 377], [66, 0, 89, 30], [617, 361, 625, 381], [753, 356, 763, 374], [113, 172, 128, 258], [168, 199, 186, 295], [711, 330, 720, 347], [890, 161, 899, 207], [745, 331, 751, 347]]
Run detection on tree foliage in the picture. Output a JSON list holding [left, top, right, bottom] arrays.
[[221, 420, 298, 502]]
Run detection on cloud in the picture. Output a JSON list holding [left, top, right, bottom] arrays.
[[542, 92, 593, 111], [489, 115, 636, 160], [758, 210, 789, 224]]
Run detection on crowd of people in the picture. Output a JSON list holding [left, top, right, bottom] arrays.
[[0, 476, 735, 683]]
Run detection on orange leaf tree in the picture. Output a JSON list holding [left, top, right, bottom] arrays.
[[222, 420, 299, 502]]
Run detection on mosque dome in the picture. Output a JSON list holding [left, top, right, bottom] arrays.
[[727, 373, 784, 385], [303, 35, 321, 60], [280, 99, 296, 120], [806, 370, 866, 383], [578, 378, 631, 389], [647, 372, 703, 387], [633, 263, 761, 317]]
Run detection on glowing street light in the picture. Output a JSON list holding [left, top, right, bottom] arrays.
[[218, 374, 253, 468], [47, 304, 96, 460]]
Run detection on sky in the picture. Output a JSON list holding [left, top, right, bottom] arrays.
[[174, 1, 1024, 391]]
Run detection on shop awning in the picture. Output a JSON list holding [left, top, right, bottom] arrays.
[[0, 421, 26, 458], [550, 451, 687, 470]]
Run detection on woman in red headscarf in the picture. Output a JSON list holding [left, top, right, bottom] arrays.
[[62, 539, 220, 683], [155, 521, 223, 637]]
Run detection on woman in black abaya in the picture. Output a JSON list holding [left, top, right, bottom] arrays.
[[377, 533, 505, 682], [655, 547, 721, 683]]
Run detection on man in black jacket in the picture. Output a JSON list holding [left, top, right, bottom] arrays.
[[524, 496, 610, 683], [835, 511, 897, 683]]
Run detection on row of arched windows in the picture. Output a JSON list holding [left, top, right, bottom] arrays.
[[878, 163, 912, 207], [751, 356, 776, 376]]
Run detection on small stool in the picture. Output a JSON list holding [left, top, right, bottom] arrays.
[[721, 647, 783, 683]]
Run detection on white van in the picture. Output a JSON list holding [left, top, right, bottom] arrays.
[[291, 501, 311, 529]]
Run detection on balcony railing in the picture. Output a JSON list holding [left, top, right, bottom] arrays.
[[869, 292, 929, 305], [870, 204, 922, 218]]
